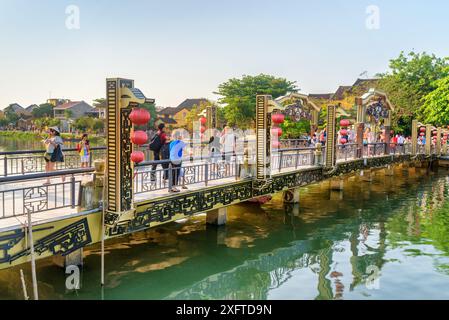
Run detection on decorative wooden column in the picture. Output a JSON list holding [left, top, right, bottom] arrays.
[[411, 120, 418, 156], [325, 105, 337, 168], [206, 105, 218, 130], [425, 124, 432, 156], [105, 78, 152, 227], [384, 110, 392, 155], [355, 97, 365, 158], [436, 127, 442, 156], [255, 95, 272, 181]]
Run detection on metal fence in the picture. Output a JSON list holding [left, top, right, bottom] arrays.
[[0, 147, 106, 177], [0, 168, 94, 219]]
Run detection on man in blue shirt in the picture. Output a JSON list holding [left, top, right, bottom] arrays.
[[169, 132, 187, 192]]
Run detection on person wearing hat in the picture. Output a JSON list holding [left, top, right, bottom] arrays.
[[43, 126, 64, 185]]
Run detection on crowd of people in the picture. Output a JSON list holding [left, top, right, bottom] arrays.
[[39, 122, 442, 190]]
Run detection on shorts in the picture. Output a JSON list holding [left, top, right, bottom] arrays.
[[80, 155, 89, 163]]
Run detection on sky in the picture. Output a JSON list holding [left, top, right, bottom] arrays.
[[0, 0, 449, 109]]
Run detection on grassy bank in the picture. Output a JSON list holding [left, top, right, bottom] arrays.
[[0, 131, 106, 144]]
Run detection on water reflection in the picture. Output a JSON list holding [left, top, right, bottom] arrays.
[[1, 167, 449, 300]]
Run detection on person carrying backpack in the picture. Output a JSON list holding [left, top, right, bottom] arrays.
[[149, 123, 167, 181]]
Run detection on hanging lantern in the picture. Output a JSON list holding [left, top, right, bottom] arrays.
[[432, 130, 438, 136], [131, 130, 148, 145], [129, 108, 151, 125], [420, 132, 425, 136], [131, 151, 145, 164], [340, 138, 347, 145], [340, 119, 350, 127], [200, 117, 207, 125], [390, 130, 394, 135], [340, 129, 348, 136], [271, 113, 285, 124], [420, 127, 426, 132], [200, 126, 206, 134], [272, 141, 280, 149], [271, 127, 283, 137]]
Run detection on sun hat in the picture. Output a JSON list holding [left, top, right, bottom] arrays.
[[49, 126, 61, 134]]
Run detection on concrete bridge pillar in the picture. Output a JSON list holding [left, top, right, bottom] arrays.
[[283, 188, 300, 204], [206, 207, 227, 226], [80, 160, 105, 210]]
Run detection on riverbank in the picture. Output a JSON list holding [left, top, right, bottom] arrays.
[[0, 130, 106, 144]]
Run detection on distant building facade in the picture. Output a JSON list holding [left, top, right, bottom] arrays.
[[54, 101, 94, 120]]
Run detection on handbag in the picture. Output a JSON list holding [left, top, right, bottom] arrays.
[[51, 145, 65, 163]]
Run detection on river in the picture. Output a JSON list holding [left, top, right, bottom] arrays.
[[0, 166, 449, 300]]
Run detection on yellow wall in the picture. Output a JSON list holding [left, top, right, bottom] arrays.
[[172, 108, 189, 127]]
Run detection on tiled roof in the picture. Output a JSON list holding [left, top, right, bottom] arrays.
[[54, 101, 89, 110], [157, 117, 177, 124]]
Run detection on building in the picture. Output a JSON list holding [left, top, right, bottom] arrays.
[[47, 98, 71, 107], [85, 107, 106, 119], [54, 101, 94, 120], [156, 98, 209, 128], [3, 103, 32, 118], [25, 104, 39, 113]]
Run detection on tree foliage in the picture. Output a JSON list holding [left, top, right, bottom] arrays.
[[215, 74, 298, 129], [421, 68, 449, 126], [32, 103, 53, 118], [378, 51, 449, 132]]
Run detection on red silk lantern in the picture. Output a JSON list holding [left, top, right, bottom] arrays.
[[420, 132, 425, 136], [131, 130, 148, 145], [340, 138, 347, 145], [200, 126, 206, 134], [271, 127, 283, 137], [340, 129, 348, 136], [200, 117, 207, 125], [340, 119, 350, 127], [271, 113, 285, 124], [129, 108, 151, 125], [420, 127, 426, 132], [272, 141, 280, 149], [131, 151, 145, 163], [432, 130, 437, 136]]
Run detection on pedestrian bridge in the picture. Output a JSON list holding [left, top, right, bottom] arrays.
[[0, 142, 439, 270]]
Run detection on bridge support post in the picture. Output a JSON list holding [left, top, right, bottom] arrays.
[[283, 188, 300, 204], [80, 160, 105, 210], [206, 208, 227, 226]]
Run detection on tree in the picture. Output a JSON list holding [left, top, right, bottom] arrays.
[[421, 68, 449, 125], [73, 116, 94, 132], [93, 98, 106, 108], [32, 103, 53, 118], [3, 105, 20, 126], [93, 118, 105, 133], [215, 74, 298, 129], [185, 101, 210, 132], [281, 119, 310, 138], [137, 102, 157, 130], [378, 51, 449, 132]]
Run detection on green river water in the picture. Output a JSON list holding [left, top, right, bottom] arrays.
[[1, 138, 449, 299]]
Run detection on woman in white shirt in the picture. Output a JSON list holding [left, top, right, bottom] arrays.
[[43, 126, 64, 185]]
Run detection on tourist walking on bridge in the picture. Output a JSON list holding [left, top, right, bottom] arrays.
[[169, 131, 187, 193], [42, 126, 64, 185], [149, 123, 167, 181]]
